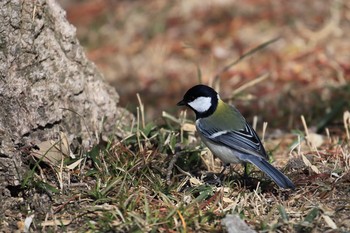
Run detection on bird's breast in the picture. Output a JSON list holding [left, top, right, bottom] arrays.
[[198, 133, 242, 164]]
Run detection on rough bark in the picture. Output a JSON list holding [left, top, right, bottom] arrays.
[[0, 0, 132, 191]]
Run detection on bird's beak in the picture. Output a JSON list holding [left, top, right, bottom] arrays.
[[177, 100, 186, 106]]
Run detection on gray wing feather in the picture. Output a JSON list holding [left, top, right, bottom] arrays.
[[197, 120, 295, 189], [197, 120, 268, 159]]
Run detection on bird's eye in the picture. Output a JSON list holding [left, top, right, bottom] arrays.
[[189, 96, 195, 101]]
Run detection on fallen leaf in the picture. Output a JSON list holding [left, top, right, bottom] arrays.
[[322, 214, 337, 229], [302, 154, 320, 174]]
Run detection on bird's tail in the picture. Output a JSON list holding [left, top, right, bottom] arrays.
[[246, 156, 295, 189]]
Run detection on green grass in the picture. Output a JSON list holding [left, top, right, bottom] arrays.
[[6, 105, 350, 232]]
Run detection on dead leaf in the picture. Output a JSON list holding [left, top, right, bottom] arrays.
[[322, 215, 337, 229], [66, 158, 84, 170], [181, 123, 196, 132], [32, 132, 74, 167], [302, 154, 320, 174], [41, 219, 71, 226], [306, 133, 324, 148]]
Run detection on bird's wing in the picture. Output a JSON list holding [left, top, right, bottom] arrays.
[[197, 119, 295, 189], [197, 119, 269, 160]]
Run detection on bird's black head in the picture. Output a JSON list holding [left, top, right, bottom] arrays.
[[177, 84, 219, 118]]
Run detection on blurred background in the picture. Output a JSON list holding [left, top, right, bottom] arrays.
[[58, 0, 349, 132]]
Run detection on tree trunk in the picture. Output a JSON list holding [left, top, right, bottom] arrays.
[[0, 0, 131, 192]]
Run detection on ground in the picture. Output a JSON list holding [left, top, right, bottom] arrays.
[[1, 0, 350, 232]]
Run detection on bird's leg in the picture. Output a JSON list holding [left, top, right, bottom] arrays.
[[203, 163, 229, 186], [219, 163, 230, 179], [243, 162, 249, 179]]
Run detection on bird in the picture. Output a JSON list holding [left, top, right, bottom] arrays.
[[177, 84, 295, 189]]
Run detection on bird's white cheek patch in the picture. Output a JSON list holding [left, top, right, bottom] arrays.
[[188, 97, 211, 113]]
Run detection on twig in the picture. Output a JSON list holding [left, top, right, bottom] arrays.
[[166, 146, 193, 185], [213, 37, 280, 83], [231, 72, 270, 96], [166, 150, 181, 185], [344, 111, 350, 141], [301, 115, 312, 148], [262, 122, 268, 144], [53, 194, 80, 213]]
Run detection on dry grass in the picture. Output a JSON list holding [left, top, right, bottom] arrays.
[[3, 102, 350, 232], [2, 1, 350, 232]]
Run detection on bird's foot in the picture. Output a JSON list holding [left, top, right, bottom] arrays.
[[202, 172, 223, 186]]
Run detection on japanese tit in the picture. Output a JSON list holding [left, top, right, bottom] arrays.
[[177, 84, 295, 189]]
